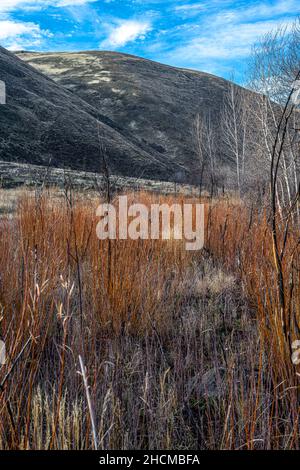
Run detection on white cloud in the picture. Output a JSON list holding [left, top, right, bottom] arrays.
[[153, 0, 300, 75], [56, 0, 98, 6], [163, 18, 295, 70], [101, 20, 152, 49], [0, 0, 97, 12], [0, 19, 51, 50], [191, 20, 295, 59], [0, 1, 25, 11], [174, 3, 206, 12], [230, 0, 300, 22], [0, 0, 37, 12], [0, 20, 41, 40], [0, 0, 96, 50], [174, 0, 299, 18]]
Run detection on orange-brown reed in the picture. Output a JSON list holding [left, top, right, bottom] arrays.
[[0, 189, 299, 449]]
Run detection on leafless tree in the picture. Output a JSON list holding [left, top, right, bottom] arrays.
[[194, 113, 218, 197], [247, 20, 300, 351], [194, 113, 206, 196], [247, 19, 300, 216], [222, 82, 249, 195], [248, 20, 300, 103], [268, 72, 300, 351]]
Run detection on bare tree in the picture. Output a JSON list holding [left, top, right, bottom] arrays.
[[198, 113, 218, 196], [268, 72, 300, 351], [194, 113, 206, 196], [195, 110, 235, 196], [248, 20, 300, 103], [247, 19, 300, 216], [222, 82, 249, 195]]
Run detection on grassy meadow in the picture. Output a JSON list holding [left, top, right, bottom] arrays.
[[0, 188, 299, 450]]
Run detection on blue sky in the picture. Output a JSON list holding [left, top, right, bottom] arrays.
[[0, 0, 299, 81]]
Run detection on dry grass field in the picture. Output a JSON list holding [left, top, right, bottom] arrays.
[[0, 189, 299, 449]]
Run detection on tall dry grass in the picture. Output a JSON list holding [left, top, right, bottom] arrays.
[[0, 189, 299, 449]]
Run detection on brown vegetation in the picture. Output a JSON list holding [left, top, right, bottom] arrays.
[[0, 189, 299, 449]]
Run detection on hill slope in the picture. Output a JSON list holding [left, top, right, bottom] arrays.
[[0, 47, 172, 180], [17, 51, 238, 183]]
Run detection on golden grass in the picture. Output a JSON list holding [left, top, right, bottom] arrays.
[[0, 189, 299, 449]]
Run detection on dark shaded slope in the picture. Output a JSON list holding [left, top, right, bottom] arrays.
[[18, 51, 235, 182], [0, 47, 171, 180]]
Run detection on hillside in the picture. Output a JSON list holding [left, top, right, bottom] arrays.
[[17, 50, 240, 183], [0, 47, 171, 181], [0, 47, 251, 184]]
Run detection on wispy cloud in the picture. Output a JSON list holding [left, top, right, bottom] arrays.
[[167, 19, 295, 62], [56, 0, 97, 6], [174, 2, 205, 11], [0, 0, 96, 49], [0, 0, 299, 79], [150, 0, 300, 78], [0, 0, 97, 13], [174, 2, 207, 14], [0, 19, 51, 50], [101, 19, 152, 49], [0, 20, 40, 40]]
